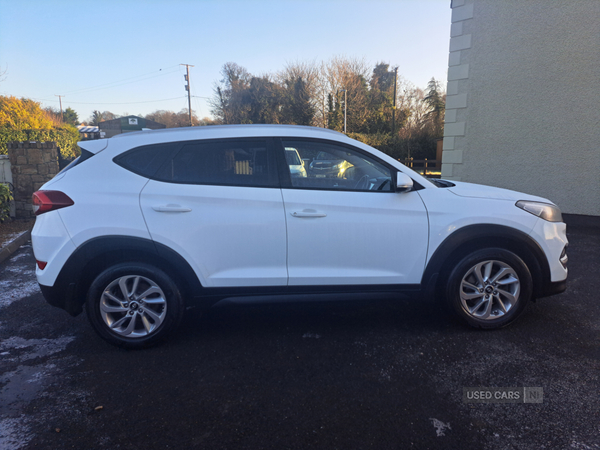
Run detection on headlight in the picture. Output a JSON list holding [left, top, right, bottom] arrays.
[[516, 200, 563, 222]]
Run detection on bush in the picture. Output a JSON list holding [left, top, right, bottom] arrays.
[[0, 125, 81, 159], [0, 183, 12, 223]]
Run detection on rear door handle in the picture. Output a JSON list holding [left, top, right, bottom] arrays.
[[291, 211, 327, 218], [152, 204, 192, 213]]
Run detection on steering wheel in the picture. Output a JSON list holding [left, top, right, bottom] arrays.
[[354, 174, 370, 190]]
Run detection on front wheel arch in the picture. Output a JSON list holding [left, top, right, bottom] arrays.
[[423, 224, 548, 301]]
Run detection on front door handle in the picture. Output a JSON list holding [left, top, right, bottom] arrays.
[[152, 204, 192, 213], [291, 210, 327, 218]]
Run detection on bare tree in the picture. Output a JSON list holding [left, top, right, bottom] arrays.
[[319, 56, 370, 132]]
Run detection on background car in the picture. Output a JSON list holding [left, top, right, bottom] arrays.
[[285, 147, 307, 177], [308, 150, 353, 178]]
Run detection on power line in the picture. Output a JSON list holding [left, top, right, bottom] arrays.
[[39, 96, 188, 106], [37, 65, 181, 100]]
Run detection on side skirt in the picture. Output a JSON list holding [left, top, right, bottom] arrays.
[[192, 284, 423, 309]]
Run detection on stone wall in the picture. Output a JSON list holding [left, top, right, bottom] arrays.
[[7, 141, 59, 218]]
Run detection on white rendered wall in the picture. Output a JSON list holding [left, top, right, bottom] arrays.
[[442, 0, 600, 216]]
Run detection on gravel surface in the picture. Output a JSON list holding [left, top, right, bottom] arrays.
[[0, 220, 34, 249], [0, 225, 598, 450]]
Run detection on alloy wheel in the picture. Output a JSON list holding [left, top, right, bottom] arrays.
[[99, 275, 167, 338], [459, 260, 521, 320]]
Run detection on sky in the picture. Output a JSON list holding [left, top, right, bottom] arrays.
[[0, 0, 452, 123]]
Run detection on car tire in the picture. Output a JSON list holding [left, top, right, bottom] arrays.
[[445, 248, 532, 329], [86, 262, 185, 349]]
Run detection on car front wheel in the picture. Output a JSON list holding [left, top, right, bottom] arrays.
[[446, 248, 532, 329], [86, 262, 184, 348]]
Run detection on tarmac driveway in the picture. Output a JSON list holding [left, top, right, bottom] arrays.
[[0, 223, 598, 450]]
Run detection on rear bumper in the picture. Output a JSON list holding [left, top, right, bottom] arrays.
[[40, 282, 83, 317]]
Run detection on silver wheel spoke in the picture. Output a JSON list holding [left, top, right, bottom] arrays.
[[142, 307, 163, 323], [110, 315, 129, 329], [138, 286, 163, 301], [100, 303, 128, 314], [497, 288, 517, 305], [118, 277, 131, 300], [122, 314, 138, 336], [473, 265, 485, 287], [489, 267, 510, 284], [462, 292, 484, 300], [130, 276, 140, 297], [497, 275, 519, 286], [470, 298, 486, 314], [482, 261, 493, 283], [495, 296, 508, 313], [141, 315, 153, 333], [142, 297, 166, 305], [462, 280, 481, 291], [479, 297, 493, 319], [104, 291, 125, 305]]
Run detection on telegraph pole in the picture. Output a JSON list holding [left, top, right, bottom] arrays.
[[391, 66, 398, 136], [55, 95, 64, 120], [338, 89, 347, 133], [181, 64, 194, 126]]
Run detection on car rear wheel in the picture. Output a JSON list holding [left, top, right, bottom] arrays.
[[446, 248, 532, 329], [86, 262, 184, 348]]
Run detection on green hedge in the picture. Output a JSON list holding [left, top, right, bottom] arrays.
[[347, 132, 438, 161], [0, 183, 11, 223], [347, 132, 404, 159], [0, 125, 81, 159]]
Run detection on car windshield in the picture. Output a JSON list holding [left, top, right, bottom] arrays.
[[285, 148, 302, 165], [316, 151, 338, 160]]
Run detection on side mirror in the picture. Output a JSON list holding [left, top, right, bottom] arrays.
[[396, 172, 413, 193]]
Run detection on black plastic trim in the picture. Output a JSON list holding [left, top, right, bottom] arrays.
[[199, 283, 422, 307], [422, 224, 553, 299], [541, 279, 567, 298], [40, 236, 202, 317]]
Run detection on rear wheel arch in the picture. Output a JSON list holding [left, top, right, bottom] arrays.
[[58, 236, 202, 315], [423, 224, 549, 299]]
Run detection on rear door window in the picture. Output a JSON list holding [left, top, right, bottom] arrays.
[[154, 139, 278, 188]]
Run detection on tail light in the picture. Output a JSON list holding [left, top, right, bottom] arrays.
[[32, 190, 74, 215]]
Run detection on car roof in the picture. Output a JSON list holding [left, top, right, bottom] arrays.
[[77, 124, 438, 189], [80, 124, 345, 154], [112, 124, 343, 141]]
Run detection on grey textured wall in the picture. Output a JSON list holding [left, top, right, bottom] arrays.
[[442, 0, 600, 216]]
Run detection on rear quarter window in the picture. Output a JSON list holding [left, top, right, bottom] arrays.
[[59, 149, 95, 175], [113, 143, 180, 178]]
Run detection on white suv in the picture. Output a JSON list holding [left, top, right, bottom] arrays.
[[31, 125, 568, 348]]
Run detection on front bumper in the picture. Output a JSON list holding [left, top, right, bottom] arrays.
[[538, 279, 567, 299]]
